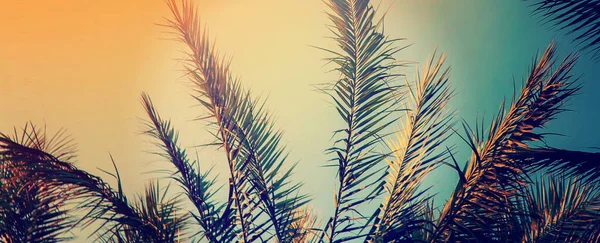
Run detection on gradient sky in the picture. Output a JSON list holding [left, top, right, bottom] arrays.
[[2, 1, 600, 242]]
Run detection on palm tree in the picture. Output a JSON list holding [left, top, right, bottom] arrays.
[[2, 0, 600, 242]]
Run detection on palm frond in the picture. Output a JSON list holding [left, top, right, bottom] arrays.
[[432, 43, 579, 242], [367, 51, 454, 242], [0, 128, 187, 242], [526, 0, 600, 60], [287, 207, 319, 243], [0, 123, 75, 242], [0, 161, 74, 243], [512, 148, 600, 184], [318, 0, 406, 241], [142, 93, 236, 242], [163, 1, 308, 241], [99, 181, 190, 243], [519, 175, 600, 243]]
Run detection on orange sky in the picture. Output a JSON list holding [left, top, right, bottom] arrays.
[[0, 1, 460, 241], [0, 0, 337, 219]]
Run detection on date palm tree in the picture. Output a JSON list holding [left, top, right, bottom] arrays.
[[2, 0, 600, 242]]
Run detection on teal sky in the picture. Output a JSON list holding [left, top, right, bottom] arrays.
[[394, 0, 600, 206], [2, 1, 600, 241]]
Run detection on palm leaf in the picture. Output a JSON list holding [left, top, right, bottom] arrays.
[[367, 51, 454, 242], [163, 1, 308, 241], [526, 0, 600, 60], [0, 127, 187, 242], [0, 123, 75, 242], [511, 147, 600, 184], [518, 175, 600, 243], [432, 43, 579, 242], [99, 181, 190, 243], [318, 0, 406, 241], [0, 162, 74, 242], [142, 93, 236, 242]]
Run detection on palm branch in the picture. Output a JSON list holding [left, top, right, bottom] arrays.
[[318, 0, 406, 241], [142, 93, 236, 242], [0, 125, 188, 243], [98, 181, 189, 243], [431, 43, 579, 242], [0, 161, 74, 242], [367, 51, 454, 242], [0, 123, 75, 242], [526, 0, 600, 60], [511, 147, 600, 184], [518, 175, 600, 243], [163, 1, 308, 241]]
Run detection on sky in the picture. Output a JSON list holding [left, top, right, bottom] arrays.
[[2, 0, 600, 242]]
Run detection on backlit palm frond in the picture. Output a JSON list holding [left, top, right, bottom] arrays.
[[124, 181, 189, 242], [97, 182, 189, 243], [519, 175, 600, 243], [142, 93, 236, 242], [432, 43, 579, 242], [287, 207, 319, 243], [0, 131, 187, 242], [318, 0, 406, 241], [0, 123, 76, 242], [411, 200, 436, 243], [0, 161, 74, 243], [164, 1, 308, 242], [526, 0, 600, 60], [367, 51, 454, 242]]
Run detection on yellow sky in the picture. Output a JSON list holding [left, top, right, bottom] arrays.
[[0, 0, 340, 217], [1, 1, 446, 241]]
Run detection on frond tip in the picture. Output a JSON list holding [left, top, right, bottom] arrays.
[[526, 0, 600, 60], [368, 51, 454, 242]]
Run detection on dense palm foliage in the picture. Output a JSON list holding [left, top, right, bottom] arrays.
[[2, 0, 600, 242]]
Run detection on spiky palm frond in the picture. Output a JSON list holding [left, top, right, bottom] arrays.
[[164, 1, 308, 241], [0, 162, 74, 243], [318, 0, 406, 241], [512, 148, 600, 184], [0, 123, 75, 243], [518, 175, 600, 243], [287, 207, 319, 243], [526, 0, 600, 60], [99, 182, 189, 243], [0, 127, 187, 243], [432, 43, 579, 242], [142, 93, 236, 242], [411, 200, 436, 243], [367, 51, 454, 242]]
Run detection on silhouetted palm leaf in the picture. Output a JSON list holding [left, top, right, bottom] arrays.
[[0, 123, 75, 242], [142, 93, 236, 242], [0, 126, 187, 243], [317, 0, 406, 241], [518, 175, 600, 243], [99, 182, 189, 243], [512, 148, 600, 184], [526, 0, 600, 60], [432, 43, 579, 242], [367, 51, 454, 242], [0, 161, 74, 242], [163, 1, 308, 241]]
